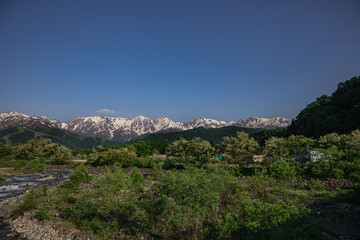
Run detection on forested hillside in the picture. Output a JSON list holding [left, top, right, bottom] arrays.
[[0, 126, 119, 149], [289, 76, 360, 137], [133, 126, 261, 144]]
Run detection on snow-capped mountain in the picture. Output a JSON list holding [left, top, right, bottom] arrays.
[[63, 115, 184, 142], [0, 112, 62, 129], [0, 112, 291, 142], [183, 117, 228, 129], [231, 117, 291, 129]]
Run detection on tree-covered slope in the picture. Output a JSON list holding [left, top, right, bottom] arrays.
[[0, 126, 120, 149], [288, 76, 360, 137], [133, 126, 262, 145]]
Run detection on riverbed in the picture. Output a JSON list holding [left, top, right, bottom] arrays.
[[0, 170, 71, 239]]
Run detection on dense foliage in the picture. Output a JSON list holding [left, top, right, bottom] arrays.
[[222, 132, 260, 162], [22, 165, 316, 239], [289, 76, 360, 137], [166, 137, 215, 166], [0, 139, 73, 173], [2, 128, 360, 180]]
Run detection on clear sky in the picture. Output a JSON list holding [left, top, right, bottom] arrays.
[[0, 0, 359, 122]]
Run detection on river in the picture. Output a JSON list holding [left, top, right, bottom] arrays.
[[0, 170, 71, 239]]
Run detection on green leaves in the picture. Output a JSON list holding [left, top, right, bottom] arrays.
[[290, 76, 360, 137], [92, 147, 137, 166], [269, 159, 298, 182], [166, 137, 215, 166], [69, 164, 92, 184], [222, 131, 259, 162]]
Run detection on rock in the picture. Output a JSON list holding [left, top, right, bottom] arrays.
[[0, 194, 25, 218], [5, 211, 93, 240]]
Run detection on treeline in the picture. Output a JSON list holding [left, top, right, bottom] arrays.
[[0, 139, 169, 172], [0, 139, 72, 173], [136, 126, 261, 145], [164, 130, 360, 180], [2, 129, 359, 180]]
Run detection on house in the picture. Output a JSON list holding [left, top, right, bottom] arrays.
[[295, 148, 324, 162]]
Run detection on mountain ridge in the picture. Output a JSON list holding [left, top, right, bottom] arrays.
[[0, 112, 291, 142], [0, 126, 120, 149]]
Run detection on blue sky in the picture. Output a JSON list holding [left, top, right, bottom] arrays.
[[0, 0, 359, 122]]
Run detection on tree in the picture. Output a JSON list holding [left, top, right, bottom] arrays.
[[263, 137, 288, 161], [51, 147, 73, 164], [343, 129, 360, 158], [269, 159, 297, 181], [166, 138, 214, 166], [289, 76, 360, 137], [187, 137, 215, 166], [166, 138, 188, 162], [317, 132, 344, 149], [134, 141, 154, 157], [284, 135, 314, 155], [222, 132, 259, 163], [13, 139, 60, 161], [93, 147, 137, 166]]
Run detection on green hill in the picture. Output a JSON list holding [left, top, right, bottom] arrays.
[[288, 76, 360, 137], [132, 126, 262, 145], [0, 126, 120, 149]]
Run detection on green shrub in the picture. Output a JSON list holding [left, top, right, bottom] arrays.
[[13, 188, 46, 215], [61, 167, 142, 238], [141, 167, 225, 239], [69, 164, 92, 184], [329, 168, 344, 179], [214, 213, 238, 239], [14, 159, 45, 174], [34, 206, 50, 221], [348, 159, 360, 180], [151, 164, 164, 179], [36, 165, 311, 239], [163, 157, 178, 169], [269, 159, 297, 182], [308, 179, 325, 191], [92, 148, 137, 166], [130, 168, 145, 192]]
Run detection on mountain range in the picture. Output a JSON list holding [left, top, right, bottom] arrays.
[[0, 112, 291, 142]]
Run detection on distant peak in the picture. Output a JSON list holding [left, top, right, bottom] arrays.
[[1, 112, 28, 117], [135, 115, 149, 120]]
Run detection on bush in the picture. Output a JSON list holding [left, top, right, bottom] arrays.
[[92, 148, 137, 166], [14, 159, 45, 174], [13, 187, 47, 216], [62, 164, 92, 189], [61, 167, 143, 238], [69, 164, 92, 184], [163, 157, 178, 169], [151, 164, 164, 179], [29, 165, 311, 239], [34, 206, 50, 221], [269, 159, 298, 182]]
